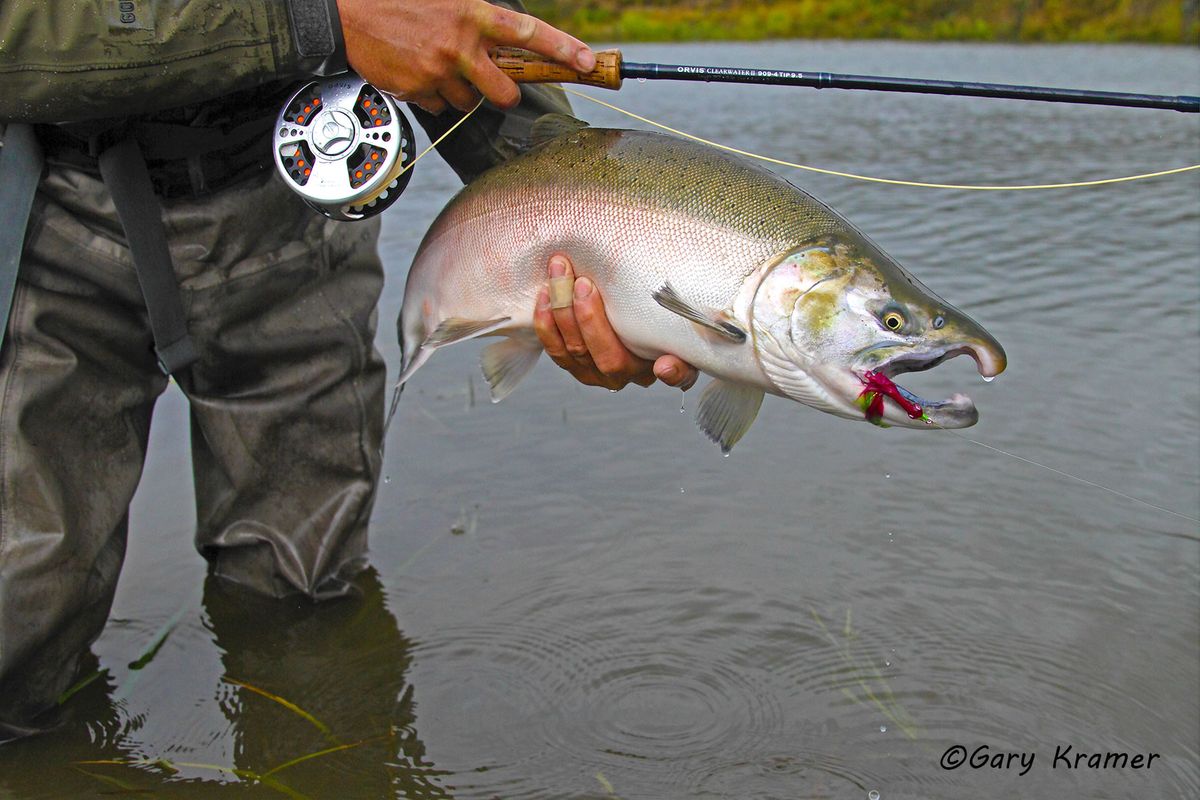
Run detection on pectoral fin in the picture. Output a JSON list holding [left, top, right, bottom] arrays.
[[481, 336, 543, 402], [696, 379, 764, 453], [426, 316, 511, 347], [653, 283, 747, 343]]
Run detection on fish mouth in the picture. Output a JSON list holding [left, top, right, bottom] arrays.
[[856, 343, 1005, 428]]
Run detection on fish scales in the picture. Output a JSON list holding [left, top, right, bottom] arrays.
[[414, 128, 844, 316], [398, 121, 1005, 450]]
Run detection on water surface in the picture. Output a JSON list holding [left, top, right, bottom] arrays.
[[2, 41, 1197, 799]]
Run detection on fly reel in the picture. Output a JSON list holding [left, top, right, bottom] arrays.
[[273, 74, 416, 221]]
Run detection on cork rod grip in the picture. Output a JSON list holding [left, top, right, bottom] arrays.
[[491, 47, 623, 90]]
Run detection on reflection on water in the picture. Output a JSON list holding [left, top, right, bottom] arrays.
[[0, 570, 448, 797], [2, 41, 1197, 799]]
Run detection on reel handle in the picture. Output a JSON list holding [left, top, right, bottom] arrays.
[[491, 47, 623, 90]]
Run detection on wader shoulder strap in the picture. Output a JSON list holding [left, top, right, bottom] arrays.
[[97, 137, 198, 376], [0, 124, 44, 357]]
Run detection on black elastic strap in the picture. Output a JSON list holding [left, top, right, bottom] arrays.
[[286, 0, 348, 76], [97, 137, 198, 376], [0, 124, 44, 357], [130, 116, 275, 162]]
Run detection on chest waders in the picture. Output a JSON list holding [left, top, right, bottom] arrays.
[[0, 125, 43, 366], [0, 123, 198, 376]]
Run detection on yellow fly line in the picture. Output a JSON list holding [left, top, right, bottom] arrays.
[[386, 97, 488, 189], [564, 88, 1200, 191]]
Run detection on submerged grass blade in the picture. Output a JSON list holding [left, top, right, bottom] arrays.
[[595, 770, 621, 798], [72, 766, 151, 794], [258, 775, 314, 800], [74, 758, 258, 781], [58, 667, 109, 705], [811, 608, 921, 740], [222, 677, 339, 744], [126, 624, 175, 671], [261, 736, 386, 778], [115, 590, 201, 701]]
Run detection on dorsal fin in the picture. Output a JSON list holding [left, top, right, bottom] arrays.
[[530, 113, 590, 147]]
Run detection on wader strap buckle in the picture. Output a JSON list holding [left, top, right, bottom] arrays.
[[0, 124, 44, 357], [97, 137, 198, 376]]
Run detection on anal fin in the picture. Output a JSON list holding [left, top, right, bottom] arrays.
[[653, 283, 747, 343], [696, 379, 764, 453], [481, 337, 543, 402]]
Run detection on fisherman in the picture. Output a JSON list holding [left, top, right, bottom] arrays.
[[0, 0, 696, 740]]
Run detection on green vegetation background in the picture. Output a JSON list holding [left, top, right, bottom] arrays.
[[527, 1, 1199, 44]]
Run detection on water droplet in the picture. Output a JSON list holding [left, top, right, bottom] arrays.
[[723, 452, 730, 458], [383, 475, 391, 484], [880, 725, 887, 733], [680, 392, 686, 413], [884, 659, 892, 667], [884, 473, 891, 479], [982, 375, 995, 383], [680, 487, 686, 494], [637, 77, 647, 83], [868, 791, 881, 800], [609, 389, 618, 393]]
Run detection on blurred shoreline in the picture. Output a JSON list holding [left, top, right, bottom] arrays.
[[527, 1, 1199, 45]]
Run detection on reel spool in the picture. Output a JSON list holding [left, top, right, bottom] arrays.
[[273, 74, 416, 221]]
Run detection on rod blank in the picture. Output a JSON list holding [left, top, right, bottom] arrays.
[[620, 61, 1200, 113]]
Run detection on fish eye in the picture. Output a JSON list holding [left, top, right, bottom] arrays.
[[933, 315, 945, 329], [882, 311, 905, 332]]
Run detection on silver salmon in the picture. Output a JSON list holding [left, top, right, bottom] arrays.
[[397, 116, 1005, 451]]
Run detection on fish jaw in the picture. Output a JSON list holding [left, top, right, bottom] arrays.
[[849, 316, 1007, 429], [749, 236, 1006, 428]]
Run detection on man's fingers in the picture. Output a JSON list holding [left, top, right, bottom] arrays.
[[463, 58, 522, 109], [654, 356, 699, 390], [548, 256, 588, 360], [536, 254, 699, 392], [409, 92, 447, 115], [480, 5, 595, 72], [534, 288, 614, 386], [572, 277, 656, 382], [533, 285, 568, 360], [437, 78, 483, 113]]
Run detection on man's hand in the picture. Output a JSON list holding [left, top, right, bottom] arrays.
[[337, 0, 594, 114], [533, 254, 699, 392]]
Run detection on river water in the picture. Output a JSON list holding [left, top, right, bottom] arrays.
[[1, 41, 1197, 799]]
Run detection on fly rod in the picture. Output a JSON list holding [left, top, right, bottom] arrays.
[[492, 47, 1200, 113], [272, 48, 1198, 219]]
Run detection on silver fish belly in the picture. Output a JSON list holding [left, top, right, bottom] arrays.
[[397, 122, 1005, 451]]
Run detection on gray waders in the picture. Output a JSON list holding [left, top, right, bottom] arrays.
[[0, 120, 386, 734], [0, 71, 574, 737]]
